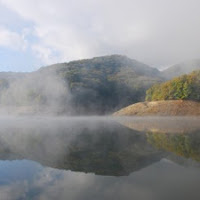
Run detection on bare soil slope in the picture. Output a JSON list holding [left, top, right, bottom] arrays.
[[113, 100, 200, 116]]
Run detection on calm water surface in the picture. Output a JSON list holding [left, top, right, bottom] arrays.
[[0, 116, 199, 200]]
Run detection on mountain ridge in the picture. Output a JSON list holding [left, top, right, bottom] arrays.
[[161, 59, 200, 79]]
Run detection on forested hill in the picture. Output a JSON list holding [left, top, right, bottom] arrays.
[[146, 70, 200, 101], [0, 55, 163, 115], [46, 55, 162, 114]]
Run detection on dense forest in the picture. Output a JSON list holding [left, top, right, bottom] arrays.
[[146, 70, 200, 101], [55, 55, 162, 114], [0, 55, 162, 114]]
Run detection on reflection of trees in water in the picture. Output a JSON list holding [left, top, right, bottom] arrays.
[[0, 118, 199, 176], [0, 119, 164, 176], [66, 127, 163, 176], [146, 131, 200, 162]]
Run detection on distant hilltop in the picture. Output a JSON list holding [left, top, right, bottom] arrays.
[[161, 59, 200, 80]]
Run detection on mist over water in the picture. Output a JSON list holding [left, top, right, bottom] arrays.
[[0, 116, 199, 199], [0, 115, 199, 169], [0, 70, 72, 115]]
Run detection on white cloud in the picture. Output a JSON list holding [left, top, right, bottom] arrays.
[[0, 27, 27, 50], [0, 181, 28, 200], [1, 0, 200, 67], [31, 44, 56, 65]]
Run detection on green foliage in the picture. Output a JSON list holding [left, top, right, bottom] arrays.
[[55, 55, 162, 114], [146, 70, 200, 101]]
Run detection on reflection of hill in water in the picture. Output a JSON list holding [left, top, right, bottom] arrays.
[[117, 117, 200, 134], [147, 131, 200, 162], [66, 129, 163, 176], [118, 117, 200, 163], [0, 117, 199, 176], [0, 117, 164, 176]]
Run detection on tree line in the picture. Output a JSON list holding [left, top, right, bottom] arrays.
[[146, 70, 200, 101]]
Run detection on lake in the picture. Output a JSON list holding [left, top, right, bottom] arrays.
[[0, 116, 200, 200]]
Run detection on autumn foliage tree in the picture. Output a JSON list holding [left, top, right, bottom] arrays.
[[146, 70, 200, 101]]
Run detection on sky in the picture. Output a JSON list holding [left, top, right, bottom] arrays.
[[0, 0, 200, 72]]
